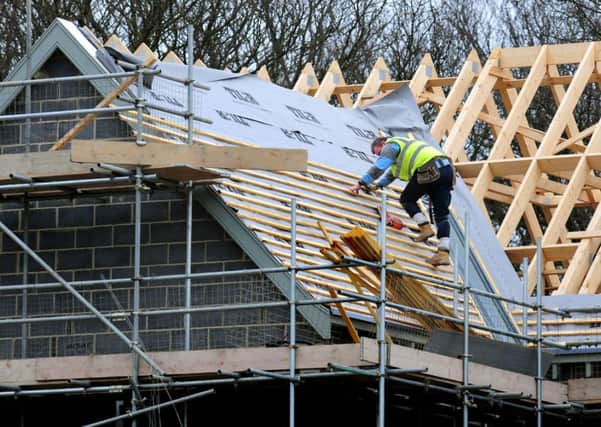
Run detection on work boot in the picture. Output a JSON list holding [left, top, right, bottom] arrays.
[[428, 250, 450, 266], [412, 222, 435, 242]]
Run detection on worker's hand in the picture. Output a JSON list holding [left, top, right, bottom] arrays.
[[348, 183, 361, 195]]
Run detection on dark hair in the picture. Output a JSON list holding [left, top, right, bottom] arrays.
[[371, 136, 387, 154]]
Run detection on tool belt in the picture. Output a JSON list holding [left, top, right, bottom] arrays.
[[415, 157, 453, 185]]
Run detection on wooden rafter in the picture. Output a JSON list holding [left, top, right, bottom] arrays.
[[293, 63, 319, 94], [314, 60, 353, 107], [352, 57, 391, 108], [430, 50, 479, 144], [290, 40, 601, 298]]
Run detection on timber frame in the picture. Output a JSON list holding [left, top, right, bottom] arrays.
[[286, 43, 601, 297], [105, 36, 601, 297]]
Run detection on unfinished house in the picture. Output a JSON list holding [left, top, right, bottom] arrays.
[[1, 18, 601, 426]]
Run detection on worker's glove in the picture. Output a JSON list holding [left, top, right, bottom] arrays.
[[358, 182, 374, 194]]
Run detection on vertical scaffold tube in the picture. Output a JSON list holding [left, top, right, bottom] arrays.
[[184, 24, 195, 427], [184, 184, 193, 350], [25, 0, 32, 154], [452, 241, 459, 318], [135, 62, 145, 146], [462, 213, 470, 427], [289, 198, 297, 427], [377, 193, 387, 427], [187, 25, 194, 146], [21, 200, 29, 358], [536, 238, 543, 427], [131, 167, 143, 427], [521, 257, 529, 337]]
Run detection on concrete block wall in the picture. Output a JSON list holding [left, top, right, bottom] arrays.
[[0, 190, 325, 359]]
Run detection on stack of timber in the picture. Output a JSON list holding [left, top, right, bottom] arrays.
[[338, 226, 463, 332]]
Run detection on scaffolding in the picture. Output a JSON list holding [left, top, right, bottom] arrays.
[[0, 21, 598, 427]]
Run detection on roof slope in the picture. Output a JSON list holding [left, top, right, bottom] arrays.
[[120, 61, 498, 332]]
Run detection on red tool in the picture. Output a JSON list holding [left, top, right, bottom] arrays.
[[376, 205, 403, 230]]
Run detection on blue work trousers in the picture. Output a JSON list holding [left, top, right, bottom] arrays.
[[400, 165, 453, 239]]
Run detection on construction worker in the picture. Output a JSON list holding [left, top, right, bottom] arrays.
[[348, 134, 454, 266]]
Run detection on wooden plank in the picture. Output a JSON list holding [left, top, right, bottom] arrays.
[[473, 109, 556, 144], [567, 231, 601, 240], [548, 64, 585, 147], [419, 54, 446, 105], [337, 227, 462, 332], [458, 155, 586, 179], [361, 338, 567, 403], [496, 74, 599, 92], [498, 42, 601, 68], [0, 343, 367, 386], [527, 157, 588, 294], [420, 54, 461, 155], [121, 108, 387, 181], [547, 114, 601, 294], [505, 244, 578, 263], [493, 87, 542, 252], [232, 200, 443, 274], [454, 162, 484, 179], [70, 140, 308, 171], [471, 47, 548, 204], [498, 87, 539, 158], [0, 150, 94, 183], [586, 153, 601, 169]]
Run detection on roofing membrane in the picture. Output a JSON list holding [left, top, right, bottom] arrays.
[[119, 61, 491, 329]]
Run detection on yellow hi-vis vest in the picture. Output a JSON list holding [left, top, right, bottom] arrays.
[[387, 136, 445, 181]]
